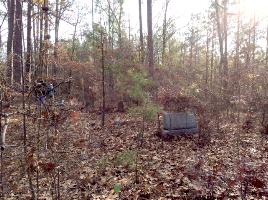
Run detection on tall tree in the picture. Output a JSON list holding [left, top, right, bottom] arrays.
[[215, 0, 229, 90], [139, 0, 144, 63], [54, 0, 60, 60], [26, 0, 32, 76], [162, 0, 170, 65], [6, 0, 15, 84], [13, 0, 23, 83], [43, 0, 49, 77], [147, 0, 154, 77], [223, 0, 228, 89], [215, 0, 224, 81]]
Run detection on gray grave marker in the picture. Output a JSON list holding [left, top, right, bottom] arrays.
[[163, 112, 198, 135]]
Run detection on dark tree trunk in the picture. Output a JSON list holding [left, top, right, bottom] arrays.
[[139, 0, 144, 63], [44, 0, 49, 77], [13, 0, 23, 83], [223, 0, 228, 89], [54, 0, 59, 60], [205, 29, 209, 85], [101, 31, 105, 127], [26, 0, 32, 75], [7, 0, 15, 84], [147, 0, 154, 77], [38, 3, 44, 77]]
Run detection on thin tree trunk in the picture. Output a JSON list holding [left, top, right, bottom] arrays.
[[189, 28, 194, 69], [13, 0, 23, 83], [205, 29, 209, 85], [215, 0, 224, 82], [223, 0, 228, 89], [118, 1, 123, 47], [44, 0, 49, 77], [54, 0, 59, 59], [38, 2, 44, 77], [54, 0, 60, 75], [26, 0, 32, 76], [147, 0, 154, 77], [139, 0, 144, 63], [162, 0, 170, 65], [235, 0, 241, 121], [210, 30, 214, 91], [7, 0, 15, 84], [101, 31, 105, 127], [92, 0, 95, 51]]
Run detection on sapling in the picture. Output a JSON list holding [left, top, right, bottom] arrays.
[[126, 70, 160, 183]]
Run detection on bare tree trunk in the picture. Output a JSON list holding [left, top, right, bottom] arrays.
[[38, 3, 44, 77], [215, 0, 224, 82], [44, 0, 49, 77], [210, 29, 214, 91], [223, 0, 228, 89], [26, 0, 32, 76], [235, 0, 241, 122], [101, 31, 105, 127], [147, 0, 154, 77], [139, 0, 144, 63], [92, 0, 95, 51], [32, 5, 38, 73], [7, 0, 15, 84], [189, 28, 194, 69], [118, 0, 123, 47], [251, 13, 256, 94], [54, 0, 60, 75], [162, 0, 170, 65], [205, 29, 209, 86], [13, 0, 23, 83]]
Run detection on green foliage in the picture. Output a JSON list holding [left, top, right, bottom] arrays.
[[126, 69, 160, 122], [127, 69, 154, 103], [114, 150, 136, 168], [129, 101, 160, 122], [114, 183, 122, 194]]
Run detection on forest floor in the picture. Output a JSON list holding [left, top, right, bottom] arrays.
[[2, 108, 268, 199]]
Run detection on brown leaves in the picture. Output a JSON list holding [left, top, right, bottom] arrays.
[[250, 178, 265, 189], [39, 162, 56, 173], [70, 111, 80, 123], [242, 120, 253, 132], [73, 139, 87, 149], [26, 149, 37, 172]]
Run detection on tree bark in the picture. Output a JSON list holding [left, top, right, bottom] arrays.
[[215, 0, 224, 80], [139, 0, 144, 63], [162, 0, 170, 65], [26, 0, 32, 76], [101, 31, 105, 127], [223, 0, 228, 89], [147, 0, 154, 77], [54, 0, 60, 62], [38, 3, 44, 77], [7, 0, 15, 84], [13, 0, 23, 83], [44, 0, 49, 77]]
